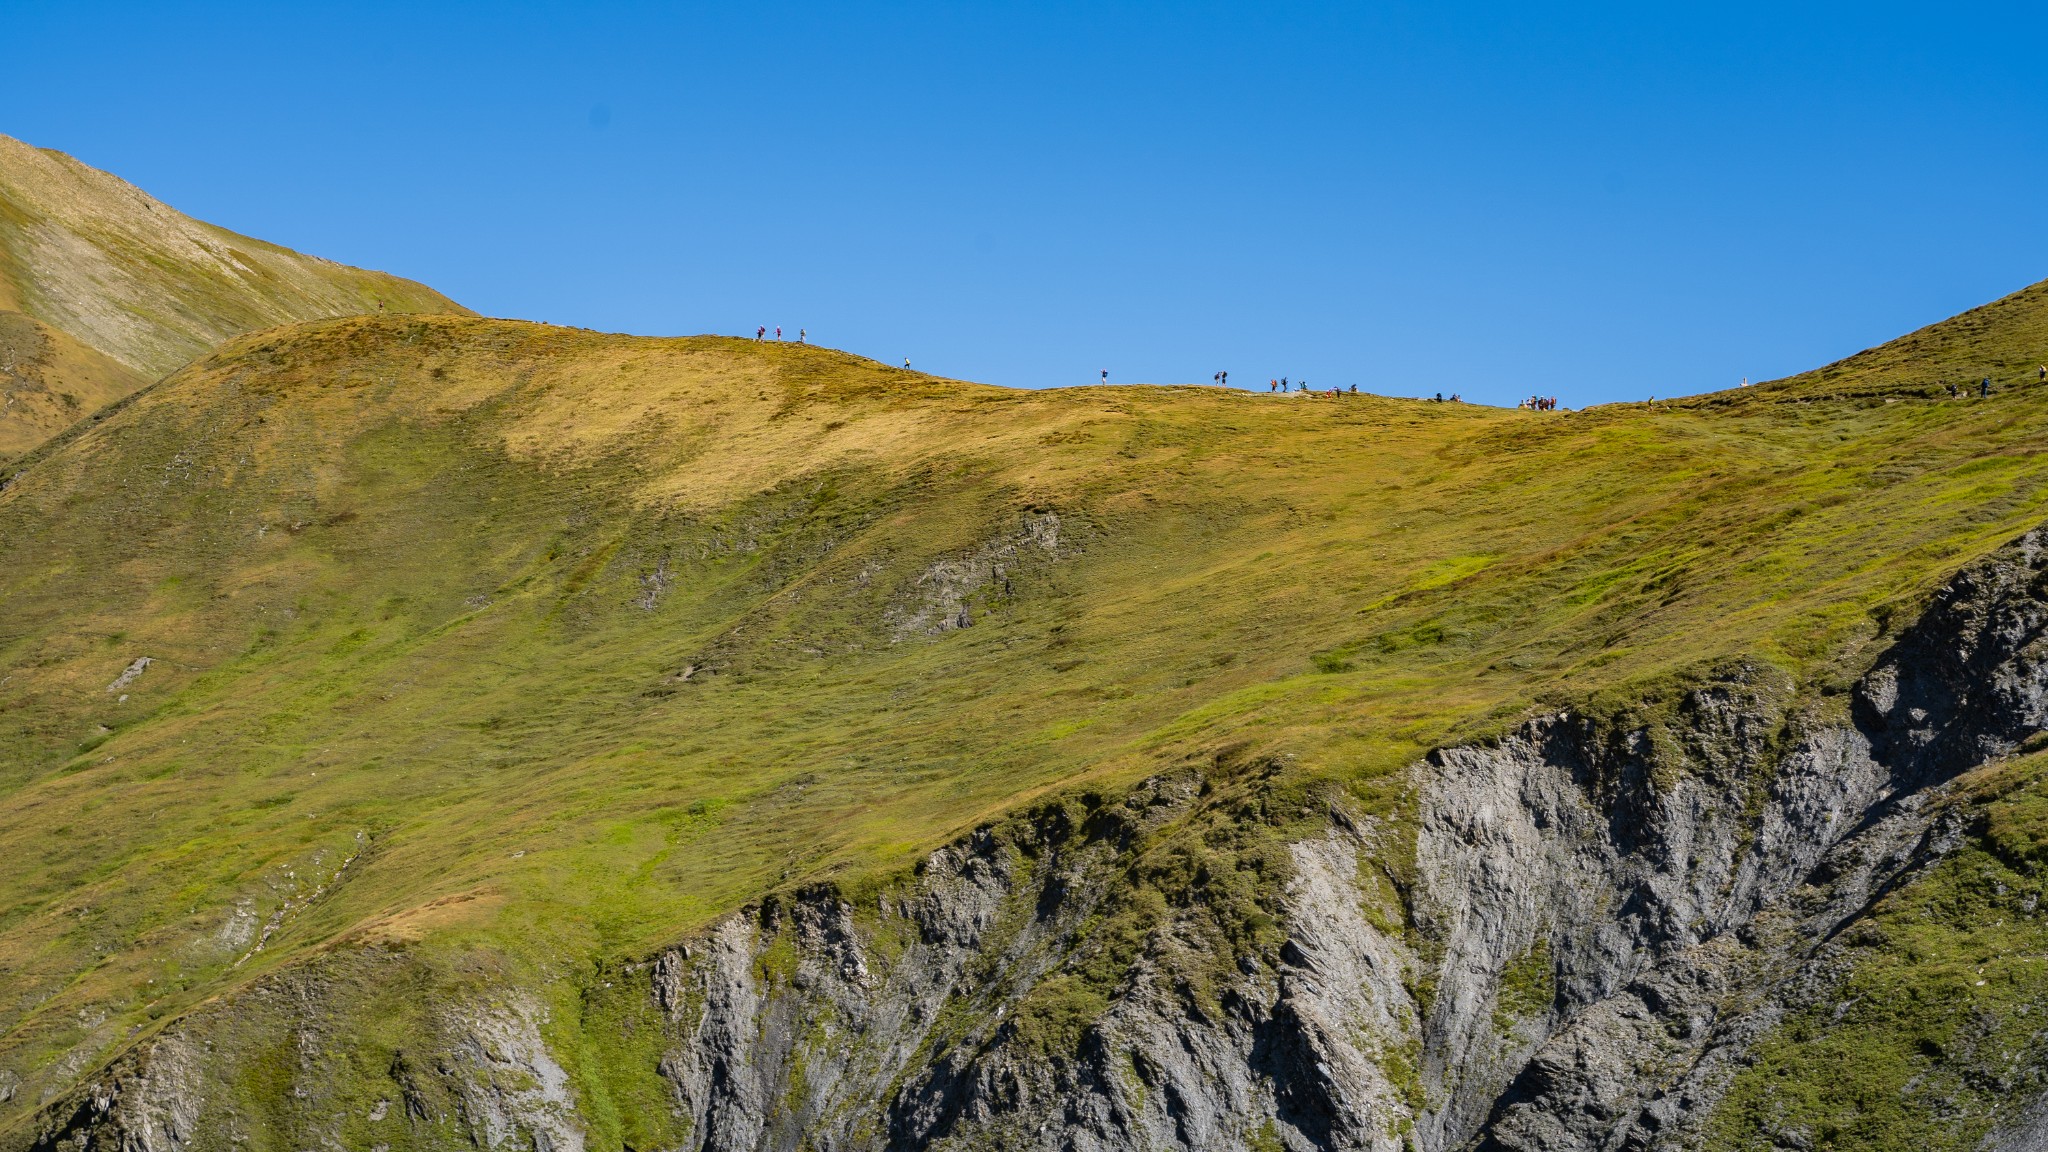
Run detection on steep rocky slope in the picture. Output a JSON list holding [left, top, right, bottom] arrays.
[[0, 134, 464, 459], [5, 280, 2048, 1150]]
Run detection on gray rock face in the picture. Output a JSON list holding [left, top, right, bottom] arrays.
[[1415, 526, 2048, 1150], [446, 997, 585, 1152], [28, 528, 2048, 1152], [884, 511, 1066, 639], [642, 777, 1419, 1152]]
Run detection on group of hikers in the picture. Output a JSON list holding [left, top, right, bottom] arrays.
[[750, 342, 2048, 405], [1932, 368, 2048, 398], [1258, 377, 1361, 396]]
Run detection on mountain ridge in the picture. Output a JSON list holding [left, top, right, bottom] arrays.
[[5, 144, 2048, 1150], [5, 287, 2048, 1148], [0, 134, 466, 460]]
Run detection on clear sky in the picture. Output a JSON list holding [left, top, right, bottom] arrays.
[[7, 2, 2045, 405]]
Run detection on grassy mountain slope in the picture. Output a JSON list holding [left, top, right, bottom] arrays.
[[0, 133, 466, 461], [4, 279, 2048, 1135], [0, 310, 143, 459], [1749, 276, 2048, 399]]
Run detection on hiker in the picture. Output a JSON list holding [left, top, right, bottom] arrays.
[[1435, 391, 1444, 402], [2039, 365, 2046, 382], [903, 358, 911, 369], [1101, 369, 1109, 384], [776, 326, 783, 341], [1948, 382, 1958, 398], [1269, 380, 1277, 392], [756, 326, 766, 341], [1350, 384, 1357, 394], [1220, 371, 1227, 386], [1280, 377, 1288, 391], [1982, 378, 1992, 398], [799, 328, 806, 344]]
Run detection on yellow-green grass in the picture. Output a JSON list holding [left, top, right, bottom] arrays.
[[1, 279, 2047, 1112]]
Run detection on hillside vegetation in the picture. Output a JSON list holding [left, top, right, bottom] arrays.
[[0, 134, 465, 460], [4, 278, 2048, 1143]]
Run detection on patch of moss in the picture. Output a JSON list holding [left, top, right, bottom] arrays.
[[1494, 935, 1554, 1028]]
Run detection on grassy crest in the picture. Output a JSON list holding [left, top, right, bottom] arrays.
[[1, 279, 2047, 1127]]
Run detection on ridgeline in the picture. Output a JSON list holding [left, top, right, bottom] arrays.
[[4, 142, 2048, 1151]]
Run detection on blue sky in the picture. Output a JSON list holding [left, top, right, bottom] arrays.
[[7, 2, 2045, 405]]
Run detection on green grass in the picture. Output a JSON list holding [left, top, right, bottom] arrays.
[[0, 276, 2046, 1128]]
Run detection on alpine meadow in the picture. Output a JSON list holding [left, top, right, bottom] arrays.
[[7, 132, 2048, 1152]]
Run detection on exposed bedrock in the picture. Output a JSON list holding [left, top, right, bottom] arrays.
[[26, 529, 2048, 1151]]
